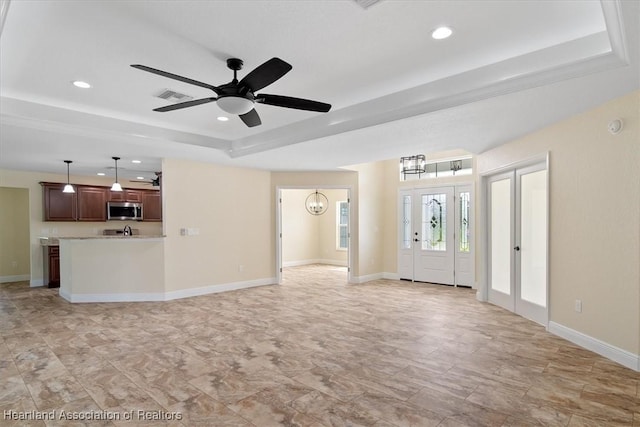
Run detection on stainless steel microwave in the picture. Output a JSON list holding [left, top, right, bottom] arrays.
[[107, 202, 143, 221]]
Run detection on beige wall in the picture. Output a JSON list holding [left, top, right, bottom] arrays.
[[162, 158, 274, 291], [282, 189, 318, 264], [60, 238, 165, 299], [281, 189, 348, 266], [0, 187, 30, 278], [347, 162, 386, 278], [477, 90, 640, 354], [0, 169, 162, 285]]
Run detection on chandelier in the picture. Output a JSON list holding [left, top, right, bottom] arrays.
[[305, 190, 328, 216]]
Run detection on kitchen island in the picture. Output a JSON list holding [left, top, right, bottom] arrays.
[[58, 236, 166, 303]]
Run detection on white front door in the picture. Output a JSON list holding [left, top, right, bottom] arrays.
[[398, 186, 472, 286], [487, 164, 548, 325], [414, 188, 455, 284]]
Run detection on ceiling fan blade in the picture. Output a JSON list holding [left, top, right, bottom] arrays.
[[238, 58, 292, 93], [239, 108, 262, 127], [153, 97, 217, 112], [256, 94, 331, 113], [131, 64, 221, 93]]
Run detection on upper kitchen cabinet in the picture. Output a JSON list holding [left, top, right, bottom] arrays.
[[42, 183, 77, 221], [108, 189, 142, 203], [142, 191, 162, 221], [42, 182, 161, 222], [77, 186, 107, 221]]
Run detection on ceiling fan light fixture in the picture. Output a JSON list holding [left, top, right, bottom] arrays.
[[217, 96, 254, 115], [217, 116, 229, 122], [432, 26, 453, 40]]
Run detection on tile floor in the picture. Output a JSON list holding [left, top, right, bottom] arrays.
[[1, 264, 638, 426]]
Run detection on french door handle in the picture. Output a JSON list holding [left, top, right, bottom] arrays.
[[514, 246, 520, 251]]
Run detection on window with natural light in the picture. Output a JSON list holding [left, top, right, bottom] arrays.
[[336, 201, 349, 250]]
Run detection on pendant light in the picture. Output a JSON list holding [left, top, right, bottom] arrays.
[[62, 160, 75, 193], [305, 190, 328, 216], [111, 156, 123, 192]]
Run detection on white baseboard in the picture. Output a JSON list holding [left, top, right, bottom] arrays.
[[351, 273, 384, 283], [164, 277, 276, 300], [283, 259, 347, 267], [548, 321, 639, 371], [30, 278, 44, 287], [383, 272, 400, 280], [0, 274, 30, 283], [59, 277, 276, 303]]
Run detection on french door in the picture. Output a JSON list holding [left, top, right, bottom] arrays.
[[398, 185, 473, 286], [487, 163, 548, 325]]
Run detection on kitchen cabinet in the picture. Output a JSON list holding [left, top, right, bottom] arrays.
[[43, 183, 77, 221], [108, 189, 142, 203], [77, 186, 107, 221], [46, 246, 60, 288], [42, 182, 161, 222], [142, 191, 162, 221]]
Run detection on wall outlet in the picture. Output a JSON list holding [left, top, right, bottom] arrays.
[[574, 299, 582, 313], [180, 228, 187, 236], [238, 264, 244, 273], [11, 261, 17, 269]]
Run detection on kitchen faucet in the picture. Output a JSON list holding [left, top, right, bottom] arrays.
[[123, 225, 132, 236]]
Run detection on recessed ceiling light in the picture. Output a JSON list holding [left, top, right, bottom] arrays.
[[131, 160, 142, 164], [72, 80, 91, 89], [137, 176, 145, 180], [217, 116, 229, 122], [432, 26, 453, 40], [97, 172, 105, 176]]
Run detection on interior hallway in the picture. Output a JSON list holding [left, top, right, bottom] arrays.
[[1, 265, 638, 426]]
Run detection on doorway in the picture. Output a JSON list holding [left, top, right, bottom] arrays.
[[398, 184, 474, 287], [487, 162, 548, 325], [276, 187, 352, 284], [0, 187, 31, 283]]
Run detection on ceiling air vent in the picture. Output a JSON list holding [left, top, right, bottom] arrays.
[[352, 0, 384, 9], [155, 89, 193, 103]]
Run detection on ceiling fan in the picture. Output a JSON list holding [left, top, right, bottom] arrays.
[[129, 172, 161, 187], [131, 57, 331, 127]]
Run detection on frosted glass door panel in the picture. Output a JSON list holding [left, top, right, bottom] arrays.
[[402, 195, 412, 250], [519, 170, 547, 307], [490, 179, 511, 295]]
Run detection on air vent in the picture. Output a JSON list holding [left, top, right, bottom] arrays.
[[352, 0, 384, 9], [155, 89, 193, 103]]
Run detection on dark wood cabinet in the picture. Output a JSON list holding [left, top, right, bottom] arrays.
[[43, 183, 77, 221], [42, 182, 161, 222], [142, 191, 162, 221], [77, 186, 107, 221], [124, 189, 142, 203], [109, 189, 143, 203], [48, 246, 60, 288]]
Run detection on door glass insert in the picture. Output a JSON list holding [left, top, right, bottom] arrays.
[[422, 193, 446, 251], [402, 195, 412, 249], [459, 191, 470, 252], [520, 170, 547, 307], [490, 179, 511, 295]]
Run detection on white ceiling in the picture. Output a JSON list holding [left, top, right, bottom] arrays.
[[0, 0, 638, 180]]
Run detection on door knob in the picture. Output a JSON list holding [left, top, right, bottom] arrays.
[[514, 246, 520, 251]]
